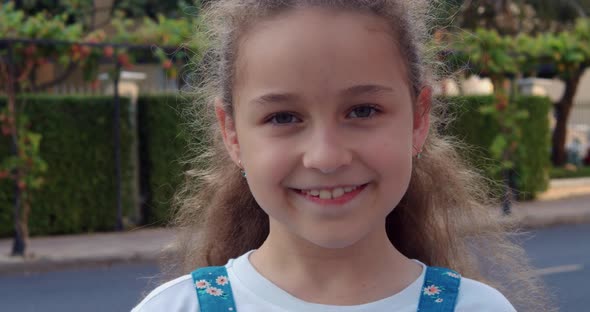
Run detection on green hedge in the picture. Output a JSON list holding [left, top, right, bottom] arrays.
[[551, 166, 590, 179], [137, 95, 192, 225], [0, 95, 134, 237], [445, 95, 552, 199]]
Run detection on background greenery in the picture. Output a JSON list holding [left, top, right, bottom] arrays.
[[0, 95, 134, 237], [551, 166, 590, 179], [445, 95, 552, 200], [137, 94, 192, 226]]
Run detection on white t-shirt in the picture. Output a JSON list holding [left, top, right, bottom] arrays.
[[132, 251, 515, 312]]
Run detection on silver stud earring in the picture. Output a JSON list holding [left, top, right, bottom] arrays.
[[238, 160, 246, 177], [413, 145, 423, 160]]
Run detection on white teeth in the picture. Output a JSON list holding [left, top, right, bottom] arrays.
[[304, 185, 360, 199], [332, 187, 345, 198], [319, 190, 332, 199]]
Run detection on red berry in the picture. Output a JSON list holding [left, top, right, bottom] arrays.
[[117, 54, 132, 68], [80, 46, 91, 58], [103, 46, 114, 58]]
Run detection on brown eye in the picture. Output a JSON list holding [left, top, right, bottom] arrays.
[[348, 105, 379, 119]]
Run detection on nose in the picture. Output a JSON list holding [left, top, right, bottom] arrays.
[[302, 125, 352, 174]]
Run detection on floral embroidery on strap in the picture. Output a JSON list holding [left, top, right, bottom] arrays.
[[195, 274, 231, 299], [422, 283, 447, 303], [444, 272, 461, 279], [191, 267, 238, 311], [417, 267, 461, 311]]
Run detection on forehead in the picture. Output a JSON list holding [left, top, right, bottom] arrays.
[[234, 8, 411, 103]]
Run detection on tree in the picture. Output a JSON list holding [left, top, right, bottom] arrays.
[[449, 0, 590, 167], [0, 1, 206, 256], [456, 0, 533, 35], [546, 20, 590, 166], [11, 0, 199, 26], [454, 0, 588, 33]]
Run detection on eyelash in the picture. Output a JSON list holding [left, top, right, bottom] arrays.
[[265, 112, 302, 125], [265, 104, 381, 125], [347, 104, 381, 119]]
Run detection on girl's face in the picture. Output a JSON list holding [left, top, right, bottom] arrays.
[[217, 8, 430, 249]]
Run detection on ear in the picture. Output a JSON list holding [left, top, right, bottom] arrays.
[[412, 86, 432, 156], [215, 98, 241, 166]]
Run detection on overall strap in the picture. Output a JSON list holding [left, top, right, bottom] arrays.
[[191, 266, 238, 312], [417, 266, 461, 312]]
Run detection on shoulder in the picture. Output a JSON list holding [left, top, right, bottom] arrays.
[[131, 274, 199, 312], [456, 277, 516, 312]]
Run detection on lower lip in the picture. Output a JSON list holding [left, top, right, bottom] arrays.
[[295, 184, 368, 206]]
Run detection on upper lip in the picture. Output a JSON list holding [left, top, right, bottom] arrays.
[[292, 183, 367, 191]]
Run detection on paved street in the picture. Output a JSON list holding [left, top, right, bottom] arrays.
[[0, 263, 161, 312], [1, 223, 589, 311], [521, 223, 590, 311]]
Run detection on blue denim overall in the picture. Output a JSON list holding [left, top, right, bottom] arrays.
[[191, 265, 460, 312]]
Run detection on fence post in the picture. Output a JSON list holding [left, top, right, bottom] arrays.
[[113, 53, 123, 231], [5, 42, 25, 255]]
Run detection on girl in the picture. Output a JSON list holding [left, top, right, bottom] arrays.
[[134, 1, 551, 311]]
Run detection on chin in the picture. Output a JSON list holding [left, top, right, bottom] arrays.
[[304, 233, 363, 249]]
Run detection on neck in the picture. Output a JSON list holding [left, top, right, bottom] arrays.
[[249, 222, 422, 305]]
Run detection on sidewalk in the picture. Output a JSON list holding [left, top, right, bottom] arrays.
[[0, 227, 175, 274], [0, 178, 588, 275], [508, 177, 590, 228]]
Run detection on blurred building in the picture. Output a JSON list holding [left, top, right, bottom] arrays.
[[437, 71, 590, 162]]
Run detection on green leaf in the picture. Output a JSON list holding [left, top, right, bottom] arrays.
[[490, 135, 507, 159], [501, 160, 515, 170], [514, 111, 530, 120], [479, 105, 497, 115]]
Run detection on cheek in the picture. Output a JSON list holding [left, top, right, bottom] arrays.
[[364, 121, 414, 186], [365, 119, 414, 159], [240, 132, 295, 186]]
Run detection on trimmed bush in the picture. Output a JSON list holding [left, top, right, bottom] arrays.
[[0, 95, 134, 237], [137, 95, 192, 226], [444, 95, 552, 199], [551, 166, 590, 179]]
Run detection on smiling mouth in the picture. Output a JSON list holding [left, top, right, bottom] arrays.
[[293, 184, 369, 200]]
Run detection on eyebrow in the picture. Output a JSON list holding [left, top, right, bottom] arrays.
[[251, 84, 395, 106], [251, 92, 300, 106], [341, 84, 395, 97]]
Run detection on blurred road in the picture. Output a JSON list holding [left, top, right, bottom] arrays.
[[0, 263, 161, 312], [521, 223, 590, 311], [0, 223, 588, 312]]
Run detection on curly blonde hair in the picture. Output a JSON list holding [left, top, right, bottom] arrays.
[[164, 1, 554, 310]]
